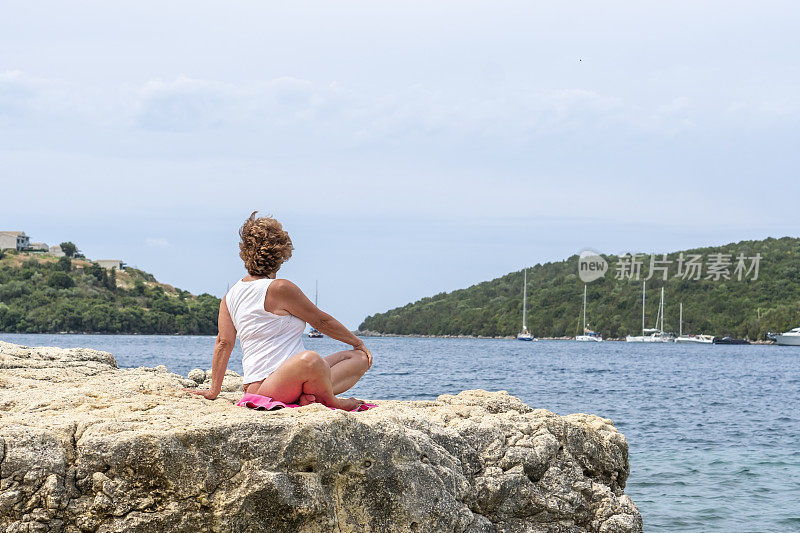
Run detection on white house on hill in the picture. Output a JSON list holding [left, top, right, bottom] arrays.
[[0, 231, 31, 251], [96, 259, 124, 270]]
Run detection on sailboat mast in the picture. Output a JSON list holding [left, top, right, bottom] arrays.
[[522, 269, 527, 330], [583, 284, 587, 332], [314, 280, 318, 307], [653, 287, 661, 330], [679, 302, 683, 337], [642, 282, 646, 334], [661, 287, 665, 333]]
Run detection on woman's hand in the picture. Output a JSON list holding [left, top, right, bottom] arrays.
[[182, 388, 219, 400], [353, 342, 373, 369]]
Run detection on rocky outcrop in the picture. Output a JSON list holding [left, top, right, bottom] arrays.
[[0, 341, 642, 532]]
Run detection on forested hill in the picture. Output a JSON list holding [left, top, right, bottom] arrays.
[[359, 237, 800, 339], [0, 250, 220, 334]]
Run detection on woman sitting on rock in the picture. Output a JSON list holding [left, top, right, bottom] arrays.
[[185, 212, 372, 410]]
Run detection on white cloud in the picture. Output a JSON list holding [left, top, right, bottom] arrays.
[[128, 74, 709, 149], [134, 75, 334, 132], [2, 66, 797, 156], [145, 237, 170, 248], [0, 70, 50, 120], [0, 70, 118, 126]]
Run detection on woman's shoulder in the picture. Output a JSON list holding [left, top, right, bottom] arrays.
[[267, 278, 299, 293], [266, 279, 308, 305]]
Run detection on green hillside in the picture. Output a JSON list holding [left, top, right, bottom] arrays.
[[359, 237, 800, 339], [0, 250, 220, 334]]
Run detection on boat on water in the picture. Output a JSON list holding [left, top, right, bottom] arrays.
[[626, 283, 673, 343], [576, 285, 602, 342], [775, 327, 800, 346], [576, 330, 602, 342], [675, 302, 714, 344], [517, 269, 536, 341], [307, 280, 324, 338], [675, 334, 714, 344], [627, 328, 673, 343], [713, 336, 750, 345]]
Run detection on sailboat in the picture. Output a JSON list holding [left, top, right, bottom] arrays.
[[675, 302, 714, 344], [517, 269, 536, 341], [307, 280, 323, 338], [576, 285, 602, 342], [626, 283, 673, 342]]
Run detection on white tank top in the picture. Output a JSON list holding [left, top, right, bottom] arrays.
[[225, 278, 306, 384]]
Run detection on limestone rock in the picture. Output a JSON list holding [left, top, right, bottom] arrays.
[[187, 368, 206, 384], [0, 341, 642, 532]]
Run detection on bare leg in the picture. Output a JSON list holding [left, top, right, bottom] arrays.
[[324, 350, 371, 395], [245, 351, 361, 410]]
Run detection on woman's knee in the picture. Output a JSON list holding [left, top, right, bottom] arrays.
[[297, 351, 327, 372], [355, 351, 371, 373]]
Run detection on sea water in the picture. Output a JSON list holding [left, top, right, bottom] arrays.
[[3, 333, 799, 532]]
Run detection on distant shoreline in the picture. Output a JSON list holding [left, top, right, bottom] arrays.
[[354, 331, 777, 344], [2, 331, 776, 345], [357, 330, 597, 341], [0, 332, 217, 337]]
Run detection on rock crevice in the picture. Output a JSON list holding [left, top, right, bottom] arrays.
[[0, 341, 642, 532]]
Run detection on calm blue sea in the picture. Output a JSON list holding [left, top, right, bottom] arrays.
[[3, 333, 799, 532]]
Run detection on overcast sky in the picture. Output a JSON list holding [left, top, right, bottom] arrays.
[[2, 1, 798, 328]]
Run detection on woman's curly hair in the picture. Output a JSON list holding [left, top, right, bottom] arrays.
[[238, 212, 294, 276]]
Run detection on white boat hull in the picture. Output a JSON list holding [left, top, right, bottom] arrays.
[[776, 335, 800, 346], [626, 335, 673, 343], [576, 335, 602, 342], [675, 335, 714, 344], [517, 333, 536, 341]]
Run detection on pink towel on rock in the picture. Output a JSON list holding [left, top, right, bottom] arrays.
[[237, 393, 377, 412]]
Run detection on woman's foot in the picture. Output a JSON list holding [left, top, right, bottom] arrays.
[[298, 393, 316, 406]]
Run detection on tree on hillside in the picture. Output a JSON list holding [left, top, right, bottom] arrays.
[[47, 272, 74, 289], [0, 257, 221, 334], [359, 237, 800, 339], [57, 256, 72, 272], [59, 242, 79, 258]]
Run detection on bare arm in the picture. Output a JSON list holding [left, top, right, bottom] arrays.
[[183, 297, 237, 400], [269, 279, 372, 367]]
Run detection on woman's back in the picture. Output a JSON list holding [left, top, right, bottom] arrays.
[[225, 278, 305, 384]]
